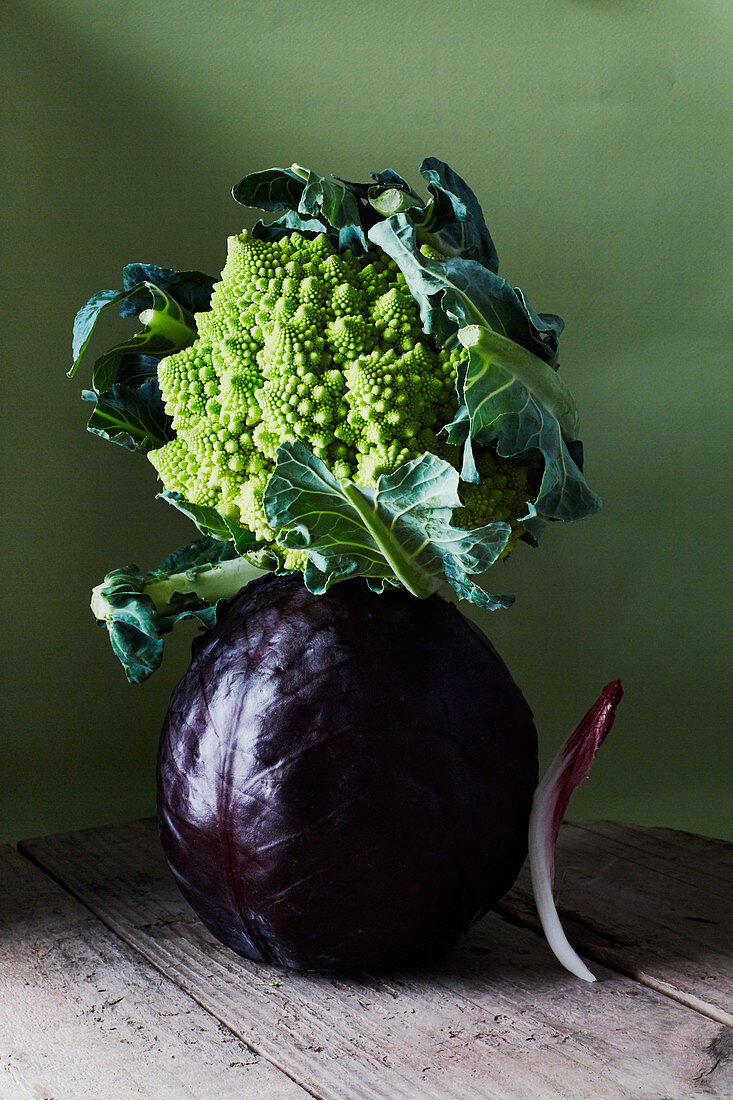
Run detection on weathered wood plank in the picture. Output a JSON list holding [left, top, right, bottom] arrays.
[[20, 819, 732, 1100], [569, 821, 733, 892], [498, 819, 733, 1027], [0, 847, 310, 1099]]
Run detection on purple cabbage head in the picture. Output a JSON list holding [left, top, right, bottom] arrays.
[[157, 573, 538, 972]]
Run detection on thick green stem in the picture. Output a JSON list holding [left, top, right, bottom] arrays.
[[340, 481, 438, 600], [369, 189, 417, 218], [138, 308, 197, 349], [91, 556, 268, 621]]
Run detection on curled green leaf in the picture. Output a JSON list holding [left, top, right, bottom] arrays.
[[415, 157, 500, 270], [369, 215, 600, 532], [233, 164, 369, 251], [70, 282, 198, 389], [82, 380, 169, 454], [70, 275, 208, 454], [263, 440, 513, 609], [458, 324, 579, 441]]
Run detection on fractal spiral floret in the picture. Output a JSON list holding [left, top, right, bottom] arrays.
[[148, 230, 530, 570]]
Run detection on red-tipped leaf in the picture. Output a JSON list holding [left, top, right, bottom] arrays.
[[529, 680, 623, 981]]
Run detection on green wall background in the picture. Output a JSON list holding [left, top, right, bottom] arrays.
[[3, 0, 731, 844]]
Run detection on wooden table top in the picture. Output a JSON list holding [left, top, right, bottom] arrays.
[[2, 819, 731, 1099]]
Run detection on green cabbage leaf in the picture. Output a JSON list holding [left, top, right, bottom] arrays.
[[264, 440, 513, 610]]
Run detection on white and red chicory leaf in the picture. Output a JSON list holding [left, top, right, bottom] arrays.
[[529, 680, 624, 981]]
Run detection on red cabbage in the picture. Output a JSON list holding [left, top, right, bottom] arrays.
[[157, 573, 538, 972]]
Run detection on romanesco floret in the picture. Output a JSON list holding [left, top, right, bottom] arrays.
[[148, 230, 531, 563], [453, 452, 531, 555]]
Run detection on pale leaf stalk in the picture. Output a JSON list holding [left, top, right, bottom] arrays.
[[138, 307, 197, 348], [340, 480, 440, 600], [91, 555, 267, 621]]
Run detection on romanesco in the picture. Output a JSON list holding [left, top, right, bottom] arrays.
[[148, 229, 532, 566]]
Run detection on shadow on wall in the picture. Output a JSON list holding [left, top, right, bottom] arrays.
[[2, 3, 267, 846], [3, 2, 260, 277]]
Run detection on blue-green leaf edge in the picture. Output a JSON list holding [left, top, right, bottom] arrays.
[[70, 266, 216, 454]]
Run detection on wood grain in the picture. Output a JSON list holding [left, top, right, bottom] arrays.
[[498, 819, 733, 1027], [0, 846, 309, 1099], [19, 819, 733, 1100]]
